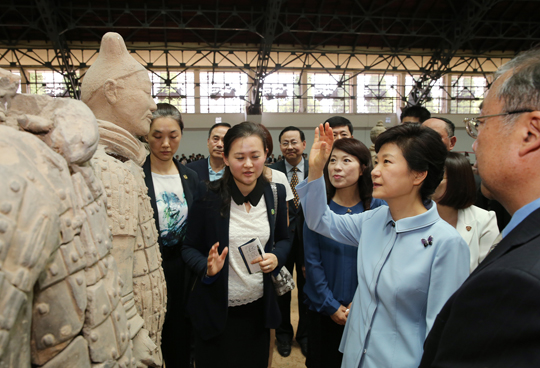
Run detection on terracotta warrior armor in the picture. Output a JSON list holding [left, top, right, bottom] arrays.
[[0, 69, 135, 368], [81, 32, 166, 367]]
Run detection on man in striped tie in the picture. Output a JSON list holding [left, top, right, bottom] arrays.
[[271, 126, 309, 358]]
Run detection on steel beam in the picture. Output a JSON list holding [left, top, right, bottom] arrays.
[[1, 2, 540, 53], [405, 0, 504, 107], [34, 0, 80, 98], [247, 0, 284, 115]]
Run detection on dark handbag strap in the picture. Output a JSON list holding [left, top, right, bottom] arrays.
[[270, 182, 278, 214], [270, 182, 278, 250]]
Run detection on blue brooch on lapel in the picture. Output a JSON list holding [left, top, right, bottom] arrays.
[[421, 236, 433, 247]]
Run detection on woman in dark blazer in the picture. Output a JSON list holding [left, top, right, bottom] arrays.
[[142, 103, 199, 368], [182, 122, 291, 368]]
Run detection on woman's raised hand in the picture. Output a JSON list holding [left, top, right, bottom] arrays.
[[308, 122, 334, 182], [207, 242, 228, 277]]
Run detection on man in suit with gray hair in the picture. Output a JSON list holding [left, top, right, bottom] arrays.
[[420, 48, 540, 367]]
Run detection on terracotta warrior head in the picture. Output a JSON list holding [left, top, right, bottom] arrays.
[[81, 32, 157, 137]]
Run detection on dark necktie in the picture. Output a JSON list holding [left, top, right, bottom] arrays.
[[291, 166, 299, 209]]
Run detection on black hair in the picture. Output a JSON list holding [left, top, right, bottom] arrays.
[[278, 126, 306, 143], [437, 152, 476, 209], [375, 123, 447, 202], [325, 116, 354, 135], [151, 103, 184, 132], [208, 121, 268, 217], [258, 123, 273, 156], [324, 138, 373, 210], [432, 117, 456, 137], [208, 122, 232, 138], [400, 105, 431, 123]]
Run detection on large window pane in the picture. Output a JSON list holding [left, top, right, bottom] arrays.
[[262, 72, 301, 113], [200, 71, 248, 113], [404, 76, 445, 114], [151, 72, 195, 113], [450, 76, 487, 114], [27, 70, 69, 97], [357, 74, 397, 113], [306, 73, 351, 114]]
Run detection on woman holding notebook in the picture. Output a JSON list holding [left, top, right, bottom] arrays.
[[182, 122, 291, 368]]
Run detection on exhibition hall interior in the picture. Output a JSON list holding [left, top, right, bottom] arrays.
[[1, 1, 540, 368], [3, 0, 537, 154]]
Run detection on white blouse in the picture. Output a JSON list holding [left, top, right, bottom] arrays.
[[227, 197, 270, 307]]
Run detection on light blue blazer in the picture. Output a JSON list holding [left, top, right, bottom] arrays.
[[297, 177, 469, 368]]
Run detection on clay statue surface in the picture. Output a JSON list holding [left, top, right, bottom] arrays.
[[370, 120, 387, 162], [0, 69, 135, 367], [81, 32, 166, 367]]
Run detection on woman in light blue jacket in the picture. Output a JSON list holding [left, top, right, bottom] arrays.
[[296, 123, 470, 368]]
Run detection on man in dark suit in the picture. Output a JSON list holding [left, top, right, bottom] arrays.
[[420, 49, 540, 367], [270, 126, 309, 357], [187, 122, 231, 181]]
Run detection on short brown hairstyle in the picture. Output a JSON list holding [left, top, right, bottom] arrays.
[[437, 152, 476, 209]]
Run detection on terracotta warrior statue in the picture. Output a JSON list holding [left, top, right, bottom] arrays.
[[81, 32, 166, 367], [0, 69, 135, 367]]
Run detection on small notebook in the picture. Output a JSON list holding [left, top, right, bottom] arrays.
[[238, 237, 265, 274]]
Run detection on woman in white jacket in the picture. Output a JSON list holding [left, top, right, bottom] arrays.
[[433, 152, 500, 272]]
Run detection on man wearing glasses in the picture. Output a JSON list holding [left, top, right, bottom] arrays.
[[271, 126, 309, 358], [420, 49, 540, 367]]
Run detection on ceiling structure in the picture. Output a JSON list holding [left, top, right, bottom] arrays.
[[1, 0, 539, 111]]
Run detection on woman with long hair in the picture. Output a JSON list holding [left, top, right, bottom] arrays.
[[432, 152, 499, 272], [142, 103, 199, 368], [297, 123, 470, 368], [182, 122, 291, 368], [304, 138, 385, 368]]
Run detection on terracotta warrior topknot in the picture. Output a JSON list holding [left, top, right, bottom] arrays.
[[81, 32, 166, 367]]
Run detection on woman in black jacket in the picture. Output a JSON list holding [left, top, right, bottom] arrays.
[[142, 103, 199, 368], [182, 122, 291, 368]]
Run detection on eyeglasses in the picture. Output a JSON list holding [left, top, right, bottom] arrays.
[[464, 110, 534, 138], [280, 140, 300, 148]]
